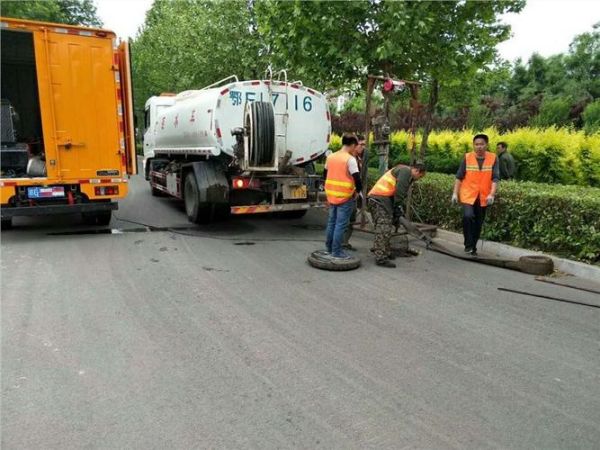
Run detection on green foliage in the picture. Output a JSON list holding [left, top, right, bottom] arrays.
[[1, 0, 102, 27], [131, 0, 262, 116], [531, 97, 572, 127], [329, 128, 600, 187], [411, 173, 600, 263], [258, 0, 523, 94], [583, 99, 600, 133]]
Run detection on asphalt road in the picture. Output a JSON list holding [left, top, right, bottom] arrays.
[[2, 171, 599, 449]]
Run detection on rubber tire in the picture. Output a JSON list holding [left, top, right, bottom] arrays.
[[184, 171, 204, 224], [82, 210, 112, 226], [518, 255, 554, 275], [307, 250, 361, 271], [1, 217, 13, 230]]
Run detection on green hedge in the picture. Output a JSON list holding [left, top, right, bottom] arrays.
[[329, 127, 600, 187], [411, 173, 600, 264]]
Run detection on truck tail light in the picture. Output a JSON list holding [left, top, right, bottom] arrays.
[[232, 177, 260, 189], [95, 186, 119, 196]]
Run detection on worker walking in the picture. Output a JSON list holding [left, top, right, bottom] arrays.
[[323, 134, 363, 259], [452, 134, 500, 255], [496, 141, 516, 180], [368, 163, 427, 268]]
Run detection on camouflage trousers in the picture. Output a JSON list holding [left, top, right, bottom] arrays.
[[369, 201, 394, 262]]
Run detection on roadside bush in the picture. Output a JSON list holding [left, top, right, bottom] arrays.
[[411, 173, 600, 264], [329, 127, 600, 187]]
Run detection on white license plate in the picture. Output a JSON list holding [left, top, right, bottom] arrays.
[[27, 186, 65, 199]]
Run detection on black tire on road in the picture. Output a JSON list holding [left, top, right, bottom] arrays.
[[307, 250, 361, 271], [184, 171, 204, 224], [1, 217, 13, 230], [518, 255, 554, 275], [82, 210, 112, 226]]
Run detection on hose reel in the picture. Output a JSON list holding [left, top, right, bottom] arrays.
[[244, 101, 275, 168]]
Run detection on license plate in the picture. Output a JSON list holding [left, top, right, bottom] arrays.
[[289, 185, 307, 199], [27, 186, 65, 199]]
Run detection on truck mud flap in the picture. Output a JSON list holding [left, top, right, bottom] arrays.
[[1, 202, 117, 218]]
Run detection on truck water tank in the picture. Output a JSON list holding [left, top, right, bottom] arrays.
[[150, 80, 331, 166]]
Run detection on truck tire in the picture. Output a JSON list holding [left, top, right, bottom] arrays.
[[1, 217, 13, 230], [82, 210, 112, 226], [518, 255, 554, 275], [184, 171, 207, 224], [307, 250, 361, 271]]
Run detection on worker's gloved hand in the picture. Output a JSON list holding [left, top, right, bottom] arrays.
[[486, 194, 495, 205], [451, 193, 459, 204]]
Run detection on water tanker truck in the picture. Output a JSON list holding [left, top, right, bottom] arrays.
[[143, 74, 331, 223]]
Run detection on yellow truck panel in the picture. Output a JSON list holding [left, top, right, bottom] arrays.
[[0, 17, 136, 226]]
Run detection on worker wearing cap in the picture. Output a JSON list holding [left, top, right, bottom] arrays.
[[452, 133, 500, 255], [322, 133, 363, 259], [368, 162, 427, 268]]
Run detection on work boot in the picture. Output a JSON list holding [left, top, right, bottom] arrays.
[[376, 259, 396, 268], [385, 253, 397, 260], [342, 243, 356, 251], [470, 248, 478, 256], [464, 246, 473, 254]]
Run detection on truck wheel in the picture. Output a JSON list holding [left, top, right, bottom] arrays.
[[184, 172, 205, 224], [1, 217, 13, 230], [83, 210, 112, 226]]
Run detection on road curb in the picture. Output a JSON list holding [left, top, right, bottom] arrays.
[[434, 229, 600, 282]]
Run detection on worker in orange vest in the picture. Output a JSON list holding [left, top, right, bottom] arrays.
[[342, 134, 366, 251], [368, 162, 427, 267], [452, 134, 500, 255], [323, 133, 363, 259]]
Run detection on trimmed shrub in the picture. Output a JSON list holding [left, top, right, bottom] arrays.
[[411, 173, 600, 264], [329, 127, 600, 187]]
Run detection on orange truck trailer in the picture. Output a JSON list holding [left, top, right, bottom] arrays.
[[0, 17, 136, 228]]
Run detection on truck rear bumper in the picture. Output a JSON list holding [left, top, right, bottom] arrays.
[[1, 202, 117, 218], [231, 202, 325, 215]]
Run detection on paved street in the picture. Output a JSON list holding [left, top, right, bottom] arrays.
[[2, 171, 599, 449]]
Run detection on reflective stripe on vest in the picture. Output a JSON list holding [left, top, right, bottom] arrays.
[[325, 151, 355, 205], [459, 151, 496, 206], [368, 168, 397, 197]]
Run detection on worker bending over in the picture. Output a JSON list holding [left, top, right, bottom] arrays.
[[368, 163, 427, 268]]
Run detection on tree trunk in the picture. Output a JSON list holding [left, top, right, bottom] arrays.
[[418, 78, 439, 162]]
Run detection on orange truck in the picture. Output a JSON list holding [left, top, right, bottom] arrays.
[[0, 17, 136, 228]]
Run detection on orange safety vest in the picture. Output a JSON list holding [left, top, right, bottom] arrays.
[[459, 151, 496, 206], [368, 168, 399, 197], [324, 151, 355, 205]]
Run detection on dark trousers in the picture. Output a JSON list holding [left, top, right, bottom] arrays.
[[462, 198, 487, 250]]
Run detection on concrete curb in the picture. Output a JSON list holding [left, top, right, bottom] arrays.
[[434, 229, 600, 282]]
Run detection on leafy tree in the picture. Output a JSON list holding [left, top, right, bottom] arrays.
[[1, 0, 102, 27], [132, 0, 262, 115], [258, 0, 524, 158], [582, 99, 600, 133]]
